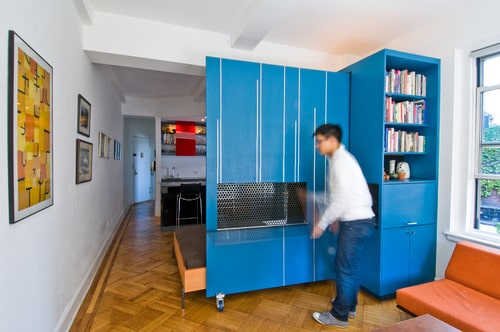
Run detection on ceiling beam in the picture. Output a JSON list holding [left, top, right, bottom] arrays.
[[73, 0, 94, 25], [230, 0, 298, 50]]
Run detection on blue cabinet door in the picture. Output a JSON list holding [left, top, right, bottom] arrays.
[[299, 68, 325, 188], [284, 225, 313, 285], [326, 72, 351, 149], [380, 227, 411, 296], [220, 59, 260, 183], [409, 223, 436, 285], [381, 183, 437, 229], [261, 64, 285, 182], [284, 67, 299, 182], [206, 228, 283, 297], [206, 57, 221, 231], [379, 223, 436, 296]]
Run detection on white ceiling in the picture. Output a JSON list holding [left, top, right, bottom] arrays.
[[89, 0, 473, 101]]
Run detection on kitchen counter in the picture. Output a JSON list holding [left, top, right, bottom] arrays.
[[161, 178, 206, 187], [161, 178, 206, 191]]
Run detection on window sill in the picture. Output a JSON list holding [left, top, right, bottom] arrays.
[[444, 230, 500, 249]]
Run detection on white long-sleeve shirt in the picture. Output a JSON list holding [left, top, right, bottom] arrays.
[[317, 144, 375, 230]]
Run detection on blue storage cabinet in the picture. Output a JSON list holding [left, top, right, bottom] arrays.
[[206, 228, 284, 296], [219, 59, 260, 183], [205, 56, 350, 297], [341, 49, 440, 298]]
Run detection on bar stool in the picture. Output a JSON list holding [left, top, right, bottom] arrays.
[[176, 183, 203, 228]]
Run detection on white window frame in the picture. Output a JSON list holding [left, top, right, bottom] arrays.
[[445, 44, 500, 248]]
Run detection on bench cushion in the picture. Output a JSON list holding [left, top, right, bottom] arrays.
[[445, 241, 500, 299], [397, 279, 500, 332], [174, 225, 206, 269]]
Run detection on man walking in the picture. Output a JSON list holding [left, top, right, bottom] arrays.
[[311, 124, 375, 328]]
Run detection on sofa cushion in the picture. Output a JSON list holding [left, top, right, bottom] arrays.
[[445, 241, 500, 299], [396, 279, 500, 332]]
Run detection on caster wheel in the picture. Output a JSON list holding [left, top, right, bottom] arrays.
[[216, 292, 225, 312]]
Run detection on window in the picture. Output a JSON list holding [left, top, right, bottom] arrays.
[[473, 45, 500, 236]]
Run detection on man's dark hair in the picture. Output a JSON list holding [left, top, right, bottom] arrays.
[[313, 124, 342, 143]]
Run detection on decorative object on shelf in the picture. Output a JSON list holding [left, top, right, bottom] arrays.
[[397, 171, 406, 181], [396, 162, 410, 179], [389, 159, 396, 176], [76, 139, 93, 184], [7, 30, 54, 223], [77, 94, 91, 137]]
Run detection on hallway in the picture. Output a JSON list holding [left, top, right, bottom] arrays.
[[71, 201, 410, 331]]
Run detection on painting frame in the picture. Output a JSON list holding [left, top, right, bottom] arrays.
[[8, 30, 54, 224], [76, 139, 93, 184], [77, 94, 91, 137]]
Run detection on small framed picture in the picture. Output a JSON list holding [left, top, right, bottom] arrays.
[[76, 139, 93, 184], [77, 94, 91, 136]]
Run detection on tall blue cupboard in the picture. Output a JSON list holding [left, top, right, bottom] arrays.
[[205, 57, 350, 297], [341, 49, 440, 298]]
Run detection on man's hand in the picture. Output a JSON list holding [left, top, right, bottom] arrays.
[[329, 220, 339, 235], [311, 224, 324, 239]]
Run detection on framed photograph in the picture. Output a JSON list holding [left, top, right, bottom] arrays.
[[77, 94, 91, 136], [98, 131, 110, 158], [114, 140, 122, 160], [8, 30, 54, 223], [76, 139, 93, 184]]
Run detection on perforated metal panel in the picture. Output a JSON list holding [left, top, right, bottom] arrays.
[[217, 182, 307, 230]]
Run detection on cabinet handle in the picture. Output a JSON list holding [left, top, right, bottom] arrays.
[[256, 79, 260, 182], [217, 119, 221, 182], [294, 120, 298, 182], [406, 221, 418, 225]]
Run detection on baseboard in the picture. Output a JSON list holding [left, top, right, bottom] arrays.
[[54, 202, 132, 332]]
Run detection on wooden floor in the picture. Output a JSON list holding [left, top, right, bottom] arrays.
[[71, 201, 412, 331]]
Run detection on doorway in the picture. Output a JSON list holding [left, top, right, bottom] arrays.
[[133, 136, 152, 203]]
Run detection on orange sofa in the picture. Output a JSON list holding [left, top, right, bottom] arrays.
[[396, 241, 500, 332]]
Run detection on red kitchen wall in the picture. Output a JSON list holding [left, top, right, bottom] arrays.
[[175, 121, 196, 156]]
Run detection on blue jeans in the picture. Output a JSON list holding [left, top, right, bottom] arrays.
[[330, 218, 375, 321]]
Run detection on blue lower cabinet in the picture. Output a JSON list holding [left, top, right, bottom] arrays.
[[314, 228, 338, 281], [377, 223, 436, 297], [206, 228, 284, 297], [284, 225, 314, 285]]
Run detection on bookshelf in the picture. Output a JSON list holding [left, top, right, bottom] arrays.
[[341, 49, 440, 297]]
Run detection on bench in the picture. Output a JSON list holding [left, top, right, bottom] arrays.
[[396, 241, 500, 332], [173, 224, 206, 308]]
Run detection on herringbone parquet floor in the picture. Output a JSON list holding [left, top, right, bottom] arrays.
[[71, 201, 412, 331]]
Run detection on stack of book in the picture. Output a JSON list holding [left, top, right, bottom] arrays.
[[385, 128, 425, 153], [385, 69, 427, 96], [385, 98, 426, 124]]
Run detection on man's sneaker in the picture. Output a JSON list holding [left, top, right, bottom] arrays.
[[312, 312, 348, 328], [331, 297, 357, 318]]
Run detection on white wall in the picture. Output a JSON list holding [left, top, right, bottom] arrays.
[[161, 155, 207, 179], [0, 1, 125, 331]]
